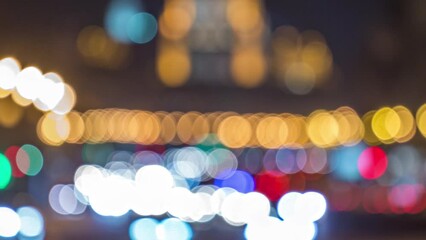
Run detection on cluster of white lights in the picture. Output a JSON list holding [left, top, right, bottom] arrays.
[[0, 206, 45, 239], [0, 57, 76, 114], [66, 163, 327, 239], [245, 192, 327, 240], [70, 163, 268, 223]]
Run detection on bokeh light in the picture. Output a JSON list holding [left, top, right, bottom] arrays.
[[246, 190, 324, 240], [37, 112, 70, 146], [206, 148, 238, 180], [358, 146, 388, 180], [277, 192, 302, 220], [363, 110, 381, 145], [49, 184, 80, 215], [0, 57, 20, 90], [256, 115, 288, 149], [5, 145, 24, 178], [276, 148, 304, 174], [104, 0, 142, 43], [129, 217, 193, 240], [157, 218, 193, 240], [157, 43, 191, 87], [221, 191, 270, 226], [0, 153, 12, 190], [301, 147, 328, 174], [15, 66, 44, 101], [17, 206, 44, 238], [227, 0, 263, 34], [218, 115, 252, 148], [387, 145, 422, 183], [281, 221, 317, 240], [307, 110, 339, 148], [176, 112, 209, 144], [330, 144, 364, 182], [126, 13, 158, 44], [66, 111, 85, 143], [0, 97, 24, 128], [244, 216, 284, 240], [393, 106, 416, 143], [34, 72, 65, 111], [295, 192, 327, 222], [416, 104, 426, 137], [52, 84, 76, 115], [58, 184, 87, 215], [129, 218, 159, 240], [173, 147, 207, 179], [159, 0, 195, 41], [255, 172, 289, 202], [372, 107, 400, 143], [0, 207, 21, 238], [388, 184, 423, 213], [214, 170, 255, 193], [231, 46, 266, 88], [240, 148, 263, 174], [16, 144, 44, 176], [277, 191, 327, 222]]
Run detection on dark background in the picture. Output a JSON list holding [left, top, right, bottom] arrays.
[[1, 0, 425, 114]]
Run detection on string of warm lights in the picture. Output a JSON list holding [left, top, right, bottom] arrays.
[[36, 104, 426, 148]]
